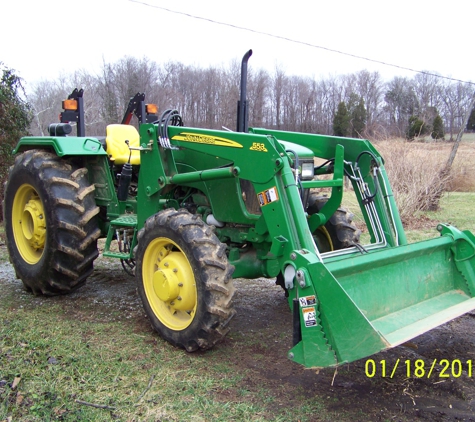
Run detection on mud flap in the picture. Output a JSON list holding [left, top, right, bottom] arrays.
[[289, 225, 475, 368]]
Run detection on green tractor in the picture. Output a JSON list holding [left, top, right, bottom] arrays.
[[5, 51, 475, 368]]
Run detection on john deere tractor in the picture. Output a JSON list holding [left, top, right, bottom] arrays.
[[5, 51, 475, 368]]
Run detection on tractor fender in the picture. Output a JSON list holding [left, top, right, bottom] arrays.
[[13, 136, 107, 157]]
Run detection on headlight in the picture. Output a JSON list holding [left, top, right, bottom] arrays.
[[301, 162, 314, 180]]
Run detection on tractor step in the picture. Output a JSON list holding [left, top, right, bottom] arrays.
[[109, 214, 138, 226], [103, 251, 133, 259], [103, 214, 138, 260]]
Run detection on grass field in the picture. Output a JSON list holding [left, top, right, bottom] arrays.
[[0, 317, 273, 421], [0, 283, 276, 421], [404, 191, 475, 242]]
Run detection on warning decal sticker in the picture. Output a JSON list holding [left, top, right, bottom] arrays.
[[299, 295, 316, 307], [257, 187, 279, 207], [302, 307, 317, 327]]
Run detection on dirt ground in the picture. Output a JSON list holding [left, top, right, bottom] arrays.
[[2, 252, 475, 421]]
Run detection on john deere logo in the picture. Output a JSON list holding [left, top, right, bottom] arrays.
[[172, 133, 243, 148]]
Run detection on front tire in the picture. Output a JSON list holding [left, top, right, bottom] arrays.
[[136, 208, 235, 352], [3, 150, 100, 295]]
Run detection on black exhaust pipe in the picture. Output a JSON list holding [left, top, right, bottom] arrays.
[[236, 49, 252, 132]]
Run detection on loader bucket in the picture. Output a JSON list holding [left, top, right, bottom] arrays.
[[289, 224, 475, 368]]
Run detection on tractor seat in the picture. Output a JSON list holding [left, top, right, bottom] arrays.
[[105, 124, 141, 165]]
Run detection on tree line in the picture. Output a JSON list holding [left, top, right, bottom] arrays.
[[16, 56, 475, 140]]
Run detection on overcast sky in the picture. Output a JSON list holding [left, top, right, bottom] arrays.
[[2, 0, 474, 89]]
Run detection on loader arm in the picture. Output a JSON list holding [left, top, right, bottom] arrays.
[[250, 128, 407, 248]]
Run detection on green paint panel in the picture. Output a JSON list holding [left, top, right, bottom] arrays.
[[325, 237, 469, 320], [373, 292, 475, 345], [314, 234, 475, 362], [14, 136, 107, 156], [299, 261, 388, 366]]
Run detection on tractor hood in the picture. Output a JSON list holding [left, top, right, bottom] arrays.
[[277, 140, 314, 161]]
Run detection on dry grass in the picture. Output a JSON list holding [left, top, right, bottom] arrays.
[[375, 138, 475, 192], [373, 139, 475, 223]]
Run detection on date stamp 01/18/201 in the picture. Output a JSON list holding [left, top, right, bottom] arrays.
[[365, 358, 474, 379]]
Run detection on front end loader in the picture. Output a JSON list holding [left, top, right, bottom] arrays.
[[4, 51, 475, 369]]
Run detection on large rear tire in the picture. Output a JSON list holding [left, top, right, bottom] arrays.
[[135, 208, 235, 352], [3, 150, 100, 295]]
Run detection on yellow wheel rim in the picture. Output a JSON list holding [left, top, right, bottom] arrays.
[[142, 237, 197, 330], [11, 184, 46, 264], [314, 226, 334, 252]]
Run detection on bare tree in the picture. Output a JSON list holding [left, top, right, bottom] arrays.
[[413, 72, 444, 125], [383, 77, 418, 137], [440, 81, 473, 141], [247, 68, 270, 128]]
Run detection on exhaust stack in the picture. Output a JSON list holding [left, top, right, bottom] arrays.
[[236, 49, 253, 132]]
